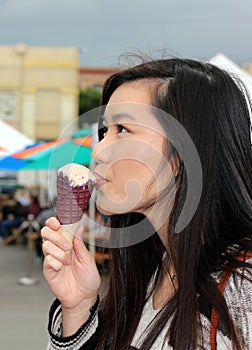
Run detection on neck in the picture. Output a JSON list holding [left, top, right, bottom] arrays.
[[152, 254, 177, 309]]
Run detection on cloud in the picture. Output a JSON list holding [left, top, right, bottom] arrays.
[[1, 0, 44, 17], [0, 0, 99, 20], [0, 0, 250, 28], [0, 0, 251, 66]]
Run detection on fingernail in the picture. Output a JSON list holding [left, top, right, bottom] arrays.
[[52, 222, 59, 229]]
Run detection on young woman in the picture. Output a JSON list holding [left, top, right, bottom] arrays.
[[41, 58, 252, 349]]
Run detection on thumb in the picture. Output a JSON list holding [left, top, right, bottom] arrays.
[[73, 225, 92, 262]]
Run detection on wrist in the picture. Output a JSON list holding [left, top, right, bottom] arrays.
[[62, 294, 98, 314], [62, 295, 99, 337]]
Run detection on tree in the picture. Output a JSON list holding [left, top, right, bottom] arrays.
[[78, 87, 102, 127]]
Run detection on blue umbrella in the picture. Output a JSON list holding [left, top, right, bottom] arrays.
[[0, 143, 41, 171], [0, 156, 28, 171]]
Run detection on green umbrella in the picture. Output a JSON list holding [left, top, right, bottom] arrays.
[[72, 128, 91, 139], [22, 141, 91, 170]]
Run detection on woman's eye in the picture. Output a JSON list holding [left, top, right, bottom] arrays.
[[116, 124, 128, 134]]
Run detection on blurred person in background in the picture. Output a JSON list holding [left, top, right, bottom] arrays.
[[0, 190, 29, 241], [26, 193, 42, 219]]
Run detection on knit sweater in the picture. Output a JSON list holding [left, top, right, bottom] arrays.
[[46, 259, 252, 350]]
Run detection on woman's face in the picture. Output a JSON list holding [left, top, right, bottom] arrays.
[[92, 81, 173, 217]]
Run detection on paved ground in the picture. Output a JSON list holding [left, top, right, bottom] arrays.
[[0, 243, 52, 350], [0, 243, 108, 350]]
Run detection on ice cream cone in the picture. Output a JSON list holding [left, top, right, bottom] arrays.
[[56, 163, 95, 242], [59, 221, 81, 242]]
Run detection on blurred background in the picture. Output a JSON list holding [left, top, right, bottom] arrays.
[[0, 0, 252, 348]]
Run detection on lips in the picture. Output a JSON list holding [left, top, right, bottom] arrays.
[[94, 172, 108, 190]]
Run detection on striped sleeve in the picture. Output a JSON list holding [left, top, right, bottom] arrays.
[[46, 297, 100, 350], [222, 263, 252, 350]]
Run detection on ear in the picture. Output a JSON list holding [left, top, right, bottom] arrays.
[[166, 145, 180, 179]]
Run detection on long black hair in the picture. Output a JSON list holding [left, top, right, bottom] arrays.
[[96, 58, 252, 349]]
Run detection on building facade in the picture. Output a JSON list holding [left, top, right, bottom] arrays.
[[79, 67, 120, 91], [0, 44, 79, 140]]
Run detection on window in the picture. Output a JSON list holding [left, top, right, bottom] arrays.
[[0, 92, 17, 119]]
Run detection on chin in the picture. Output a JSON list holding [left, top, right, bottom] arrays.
[[96, 200, 139, 216], [95, 189, 146, 216], [96, 204, 128, 216], [96, 204, 113, 216]]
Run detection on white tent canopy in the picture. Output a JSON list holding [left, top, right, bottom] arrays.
[[209, 53, 252, 96], [209, 53, 252, 126], [0, 119, 33, 158], [209, 53, 252, 87]]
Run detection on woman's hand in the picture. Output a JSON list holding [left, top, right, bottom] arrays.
[[41, 217, 101, 316]]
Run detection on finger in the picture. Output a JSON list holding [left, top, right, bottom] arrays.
[[41, 226, 72, 252], [42, 240, 71, 266], [45, 217, 61, 230], [44, 254, 63, 272], [73, 225, 94, 263]]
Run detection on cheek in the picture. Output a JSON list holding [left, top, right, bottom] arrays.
[[133, 142, 164, 177], [96, 160, 150, 215], [110, 151, 162, 201], [118, 159, 154, 186], [108, 159, 153, 194], [99, 137, 167, 202]]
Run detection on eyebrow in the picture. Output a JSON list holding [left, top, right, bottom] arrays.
[[102, 113, 136, 124]]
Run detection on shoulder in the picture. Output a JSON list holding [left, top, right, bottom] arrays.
[[223, 258, 252, 348], [224, 257, 252, 304], [225, 257, 252, 302]]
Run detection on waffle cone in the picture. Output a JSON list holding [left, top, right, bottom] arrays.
[[56, 170, 94, 225], [59, 221, 81, 243]]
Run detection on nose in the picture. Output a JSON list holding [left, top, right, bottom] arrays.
[[92, 136, 112, 164]]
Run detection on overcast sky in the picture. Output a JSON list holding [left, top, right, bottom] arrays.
[[0, 0, 251, 67]]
